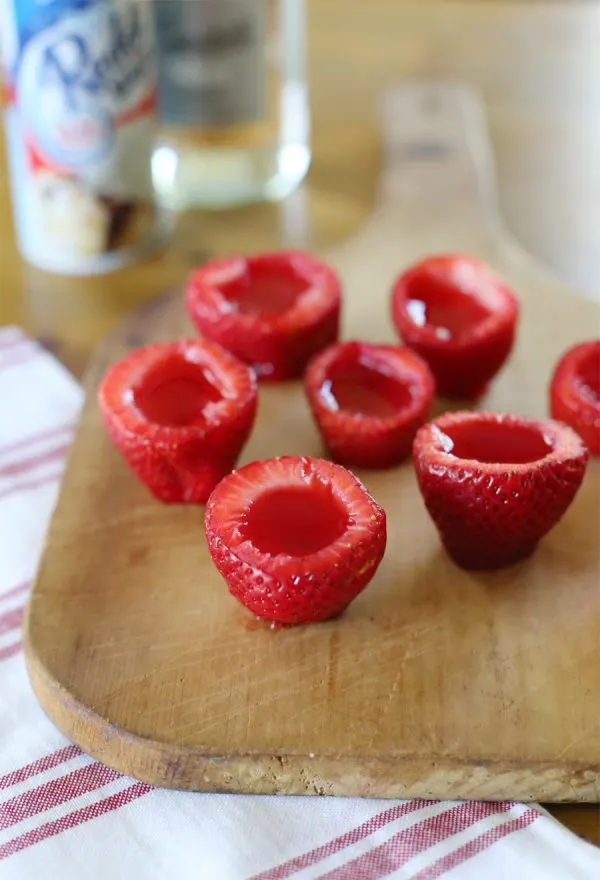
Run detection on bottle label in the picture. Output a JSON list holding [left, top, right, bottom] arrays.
[[1, 0, 160, 274], [154, 0, 266, 127]]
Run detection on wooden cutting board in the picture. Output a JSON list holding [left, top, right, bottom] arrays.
[[25, 84, 600, 801]]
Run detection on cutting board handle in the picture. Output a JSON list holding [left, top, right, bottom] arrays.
[[331, 81, 512, 278], [375, 82, 503, 245]]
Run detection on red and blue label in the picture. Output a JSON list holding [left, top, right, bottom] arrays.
[[3, 0, 157, 173]]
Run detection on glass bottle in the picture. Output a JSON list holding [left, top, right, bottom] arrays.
[[151, 0, 310, 209]]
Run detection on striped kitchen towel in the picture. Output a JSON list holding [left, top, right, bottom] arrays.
[[1, 325, 599, 879]]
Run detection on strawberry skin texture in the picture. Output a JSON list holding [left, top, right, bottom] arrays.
[[205, 456, 387, 624], [186, 251, 341, 381], [413, 412, 588, 570], [304, 341, 435, 469], [98, 340, 257, 504], [391, 254, 519, 400], [550, 340, 600, 456]]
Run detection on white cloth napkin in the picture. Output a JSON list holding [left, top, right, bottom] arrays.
[[1, 325, 599, 880]]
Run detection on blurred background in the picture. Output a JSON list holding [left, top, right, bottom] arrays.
[[0, 0, 599, 372]]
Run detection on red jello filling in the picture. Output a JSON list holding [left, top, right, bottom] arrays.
[[134, 355, 222, 427], [405, 275, 491, 341], [439, 420, 552, 464], [575, 345, 600, 404], [321, 357, 413, 418], [220, 260, 310, 317], [241, 484, 348, 557]]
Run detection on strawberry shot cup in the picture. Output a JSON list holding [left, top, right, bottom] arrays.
[[305, 341, 435, 469], [550, 340, 600, 456], [413, 411, 588, 570], [98, 340, 258, 504], [186, 251, 341, 381], [205, 455, 387, 624], [392, 254, 519, 401]]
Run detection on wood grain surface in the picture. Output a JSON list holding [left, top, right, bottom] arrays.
[[24, 84, 600, 802]]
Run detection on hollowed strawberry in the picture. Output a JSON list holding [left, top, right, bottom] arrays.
[[98, 340, 257, 503], [205, 456, 387, 624], [304, 341, 435, 468], [550, 340, 600, 456], [391, 254, 519, 400], [186, 251, 341, 380], [413, 411, 588, 570]]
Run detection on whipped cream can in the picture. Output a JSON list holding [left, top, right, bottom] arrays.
[[1, 0, 165, 275]]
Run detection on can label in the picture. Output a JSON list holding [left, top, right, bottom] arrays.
[[2, 0, 160, 274], [153, 0, 266, 128]]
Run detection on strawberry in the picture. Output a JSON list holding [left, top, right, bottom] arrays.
[[413, 411, 588, 570], [98, 340, 257, 504], [304, 340, 435, 469], [205, 455, 387, 624], [550, 340, 600, 456], [391, 254, 519, 400], [186, 251, 341, 381]]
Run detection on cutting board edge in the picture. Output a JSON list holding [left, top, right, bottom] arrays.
[[22, 80, 600, 804], [24, 290, 600, 804], [23, 632, 600, 802]]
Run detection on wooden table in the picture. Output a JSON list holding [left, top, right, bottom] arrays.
[[1, 0, 599, 848]]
